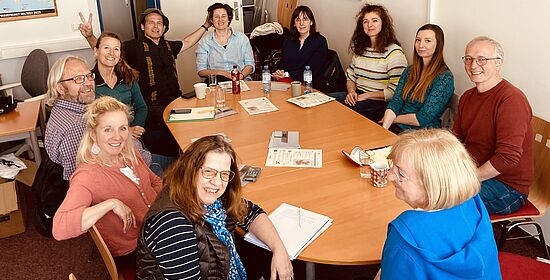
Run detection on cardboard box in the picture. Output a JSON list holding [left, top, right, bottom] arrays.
[[0, 179, 18, 215], [0, 208, 25, 238], [16, 159, 38, 187]]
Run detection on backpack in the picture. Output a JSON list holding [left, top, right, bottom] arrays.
[[317, 49, 347, 94], [32, 154, 68, 237]]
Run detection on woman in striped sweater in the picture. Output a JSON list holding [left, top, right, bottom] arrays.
[[329, 3, 407, 122]]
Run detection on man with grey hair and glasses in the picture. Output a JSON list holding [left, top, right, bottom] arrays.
[[453, 36, 533, 215], [45, 55, 96, 180]]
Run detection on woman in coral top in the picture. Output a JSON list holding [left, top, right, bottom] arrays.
[[53, 96, 162, 277]]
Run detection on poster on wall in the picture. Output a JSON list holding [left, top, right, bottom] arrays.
[[0, 0, 58, 23]]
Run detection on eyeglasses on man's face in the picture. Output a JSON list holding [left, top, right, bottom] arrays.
[[60, 72, 95, 84], [462, 56, 501, 66], [200, 167, 235, 182]]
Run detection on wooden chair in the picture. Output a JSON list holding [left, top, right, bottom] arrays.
[[89, 225, 125, 280], [490, 116, 550, 259]]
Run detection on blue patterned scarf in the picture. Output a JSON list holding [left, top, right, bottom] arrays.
[[204, 199, 247, 280]]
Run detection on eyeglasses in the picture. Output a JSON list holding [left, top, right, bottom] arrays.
[[200, 167, 235, 182], [294, 17, 310, 23], [60, 72, 95, 84], [462, 56, 501, 66], [390, 162, 409, 183]]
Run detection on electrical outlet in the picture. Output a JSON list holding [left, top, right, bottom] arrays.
[[72, 24, 80, 31]]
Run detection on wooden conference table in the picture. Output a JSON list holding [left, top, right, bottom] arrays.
[[0, 100, 42, 165], [164, 82, 409, 267]]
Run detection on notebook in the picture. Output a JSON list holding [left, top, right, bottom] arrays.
[[244, 203, 333, 260]]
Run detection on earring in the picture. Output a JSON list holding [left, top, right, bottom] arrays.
[[91, 143, 100, 155]]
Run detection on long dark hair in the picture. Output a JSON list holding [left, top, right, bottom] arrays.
[[95, 32, 139, 85], [289, 6, 317, 38], [350, 3, 400, 54], [402, 24, 449, 102], [164, 135, 247, 224]]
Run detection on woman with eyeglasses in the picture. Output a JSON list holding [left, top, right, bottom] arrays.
[[136, 135, 293, 280], [380, 24, 454, 133], [374, 129, 500, 280], [272, 6, 327, 88], [329, 3, 407, 122], [92, 32, 148, 140], [53, 96, 163, 278]]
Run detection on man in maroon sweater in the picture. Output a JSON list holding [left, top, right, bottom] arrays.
[[453, 36, 533, 214]]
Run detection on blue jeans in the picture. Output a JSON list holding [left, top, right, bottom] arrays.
[[480, 178, 527, 214], [328, 91, 387, 122], [149, 154, 176, 178]]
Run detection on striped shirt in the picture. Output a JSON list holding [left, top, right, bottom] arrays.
[[143, 200, 265, 279], [346, 44, 407, 101]]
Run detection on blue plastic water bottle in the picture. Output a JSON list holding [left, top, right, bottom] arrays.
[[303, 65, 312, 94], [262, 65, 271, 94]]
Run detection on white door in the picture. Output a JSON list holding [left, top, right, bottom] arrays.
[[160, 0, 244, 92], [99, 0, 135, 41]]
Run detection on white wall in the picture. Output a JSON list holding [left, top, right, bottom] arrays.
[[430, 0, 550, 121]]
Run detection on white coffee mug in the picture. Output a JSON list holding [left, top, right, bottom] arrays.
[[194, 83, 211, 99]]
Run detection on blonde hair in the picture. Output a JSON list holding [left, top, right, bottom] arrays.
[[76, 96, 138, 166], [388, 129, 480, 210], [46, 55, 88, 106]]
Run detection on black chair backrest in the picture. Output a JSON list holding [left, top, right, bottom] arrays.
[[317, 49, 347, 93], [21, 49, 49, 97]]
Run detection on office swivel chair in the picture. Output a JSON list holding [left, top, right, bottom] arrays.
[[0, 49, 49, 159]]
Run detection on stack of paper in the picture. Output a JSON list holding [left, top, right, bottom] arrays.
[[168, 106, 215, 122], [268, 131, 300, 149], [286, 92, 335, 108], [244, 203, 333, 260]]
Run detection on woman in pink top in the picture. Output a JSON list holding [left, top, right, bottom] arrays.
[[53, 96, 162, 274]]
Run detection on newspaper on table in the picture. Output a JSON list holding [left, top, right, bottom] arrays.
[[238, 97, 279, 115], [286, 92, 335, 108], [265, 148, 322, 168]]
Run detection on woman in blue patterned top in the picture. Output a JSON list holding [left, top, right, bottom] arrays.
[[136, 135, 293, 280], [381, 24, 454, 133]]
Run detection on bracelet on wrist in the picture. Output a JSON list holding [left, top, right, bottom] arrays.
[[201, 24, 208, 31]]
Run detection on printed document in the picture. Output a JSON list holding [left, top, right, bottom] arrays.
[[266, 148, 322, 168], [238, 97, 279, 115], [244, 203, 333, 259]]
